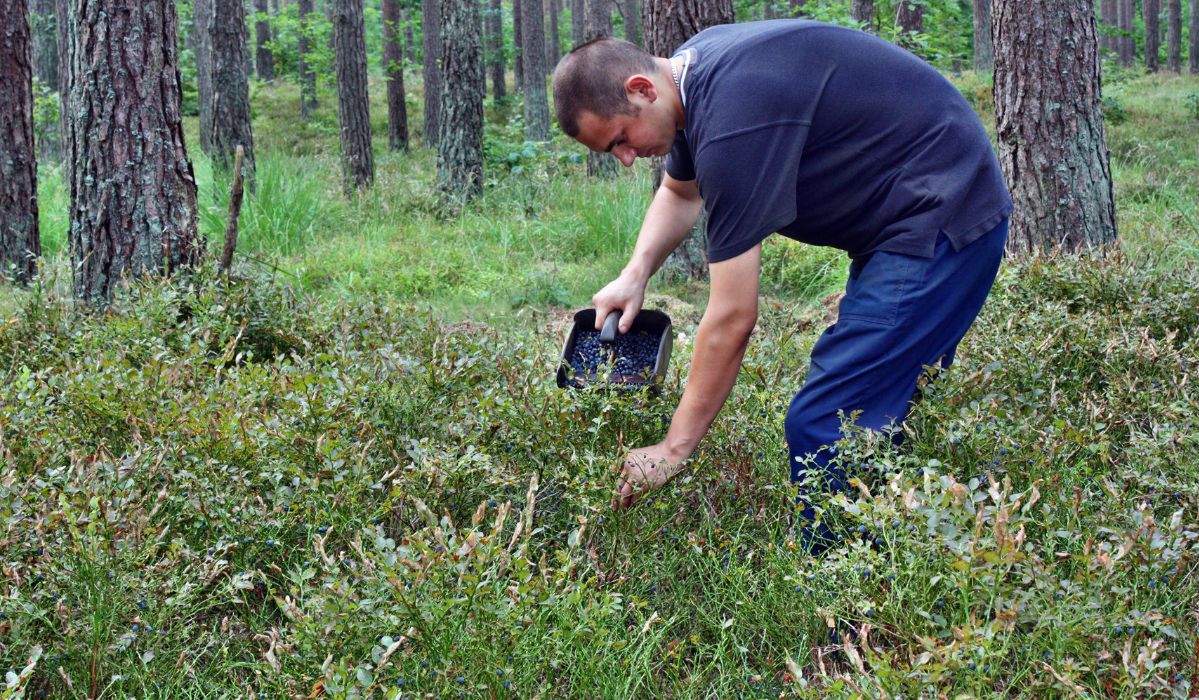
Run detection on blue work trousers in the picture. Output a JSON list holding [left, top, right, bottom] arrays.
[[785, 219, 1008, 549]]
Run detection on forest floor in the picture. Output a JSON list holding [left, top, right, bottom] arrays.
[[1, 70, 1198, 697]]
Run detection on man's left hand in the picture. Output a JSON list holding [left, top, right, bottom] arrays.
[[612, 444, 686, 511]]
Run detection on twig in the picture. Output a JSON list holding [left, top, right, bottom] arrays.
[[220, 145, 246, 274]]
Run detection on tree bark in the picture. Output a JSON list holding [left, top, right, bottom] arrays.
[[193, 0, 215, 153], [522, 0, 551, 140], [571, 0, 585, 45], [622, 0, 641, 45], [64, 0, 201, 304], [334, 0, 374, 190], [513, 0, 524, 91], [586, 0, 617, 176], [1144, 0, 1160, 71], [1117, 0, 1135, 66], [436, 0, 484, 205], [643, 0, 733, 281], [895, 0, 924, 50], [1166, 0, 1181, 71], [548, 0, 561, 69], [298, 0, 317, 118], [211, 0, 256, 184], [422, 0, 441, 147], [403, 9, 416, 65], [487, 0, 506, 103], [993, 0, 1116, 256], [254, 0, 275, 81], [1190, 0, 1198, 73], [850, 0, 872, 29], [1, 0, 40, 283], [972, 0, 992, 72], [382, 0, 408, 151]]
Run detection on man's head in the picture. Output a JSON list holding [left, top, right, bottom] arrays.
[[553, 38, 681, 167]]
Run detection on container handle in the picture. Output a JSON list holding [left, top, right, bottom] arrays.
[[599, 310, 621, 344]]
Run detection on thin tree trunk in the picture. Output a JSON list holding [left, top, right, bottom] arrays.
[[298, 0, 317, 118], [194, 0, 215, 153], [254, 0, 275, 81], [850, 0, 872, 29], [422, 0, 441, 147], [623, 0, 641, 45], [548, 0, 561, 68], [972, 0, 992, 72], [993, 0, 1116, 255], [436, 0, 484, 205], [1190, 0, 1198, 73], [1145, 0, 1160, 71], [334, 0, 374, 190], [522, 0, 551, 140], [1099, 0, 1116, 55], [487, 0, 506, 102], [1166, 0, 1181, 71], [1, 0, 40, 283], [586, 0, 617, 176], [1118, 0, 1135, 66], [64, 0, 201, 303], [382, 0, 408, 151], [29, 0, 57, 91], [513, 0, 524, 91], [571, 0, 585, 45], [403, 9, 415, 65], [211, 0, 256, 184]]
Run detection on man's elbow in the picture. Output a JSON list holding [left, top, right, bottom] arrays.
[[701, 305, 758, 345]]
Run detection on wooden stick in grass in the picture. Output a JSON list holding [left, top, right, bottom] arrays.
[[219, 145, 246, 274]]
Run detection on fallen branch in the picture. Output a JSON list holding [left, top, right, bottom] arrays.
[[219, 145, 246, 274]]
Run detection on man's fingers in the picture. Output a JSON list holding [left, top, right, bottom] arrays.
[[618, 307, 640, 334]]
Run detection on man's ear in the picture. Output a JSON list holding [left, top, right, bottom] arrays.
[[624, 74, 658, 102]]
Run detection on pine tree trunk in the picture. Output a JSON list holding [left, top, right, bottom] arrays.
[[623, 0, 641, 45], [422, 0, 441, 147], [972, 0, 992, 72], [895, 0, 924, 50], [1, 0, 40, 283], [436, 0, 484, 205], [193, 0, 215, 153], [487, 0, 506, 103], [850, 0, 872, 29], [403, 9, 416, 65], [211, 0, 256, 184], [521, 0, 551, 140], [643, 0, 733, 281], [382, 0, 408, 151], [1145, 0, 1160, 71], [1190, 0, 1198, 73], [298, 0, 317, 118], [29, 0, 57, 91], [1166, 0, 1181, 71], [334, 0, 374, 190], [586, 0, 617, 176], [1118, 0, 1135, 66], [513, 0, 524, 91], [1099, 0, 1116, 55], [548, 0, 561, 68], [254, 0, 275, 81], [993, 0, 1116, 256], [571, 0, 585, 45], [64, 0, 201, 304]]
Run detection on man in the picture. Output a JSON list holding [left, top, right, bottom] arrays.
[[552, 20, 1012, 547]]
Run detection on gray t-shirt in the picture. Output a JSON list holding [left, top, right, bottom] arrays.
[[666, 20, 1012, 263]]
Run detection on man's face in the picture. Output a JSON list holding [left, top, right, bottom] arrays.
[[573, 83, 677, 167]]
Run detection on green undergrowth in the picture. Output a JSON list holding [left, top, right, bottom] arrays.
[[0, 247, 1196, 697]]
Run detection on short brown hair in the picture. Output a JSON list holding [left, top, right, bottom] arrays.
[[553, 38, 659, 137]]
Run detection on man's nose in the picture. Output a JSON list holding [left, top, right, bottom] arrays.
[[615, 147, 636, 167]]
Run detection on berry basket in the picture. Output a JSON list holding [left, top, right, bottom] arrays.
[[557, 309, 673, 391]]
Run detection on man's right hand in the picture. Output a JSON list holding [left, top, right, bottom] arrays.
[[591, 271, 647, 334]]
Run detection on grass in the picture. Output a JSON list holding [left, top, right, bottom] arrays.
[[2, 67, 1198, 697]]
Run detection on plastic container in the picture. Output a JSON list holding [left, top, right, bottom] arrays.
[[557, 309, 673, 390]]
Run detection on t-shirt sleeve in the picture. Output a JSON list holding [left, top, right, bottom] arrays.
[[698, 122, 810, 263], [665, 132, 695, 181]]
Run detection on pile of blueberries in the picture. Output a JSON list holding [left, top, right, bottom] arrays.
[[569, 329, 661, 381]]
